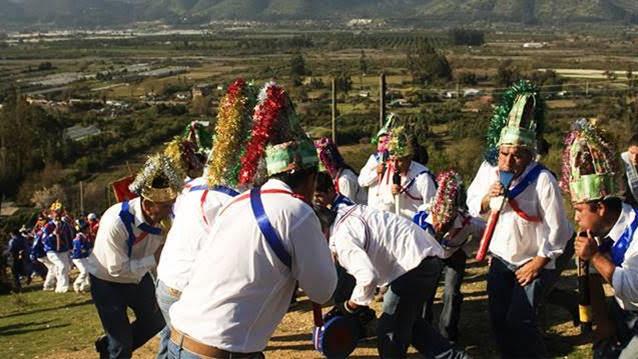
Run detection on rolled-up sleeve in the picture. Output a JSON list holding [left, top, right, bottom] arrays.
[[358, 155, 379, 188], [466, 161, 492, 217], [333, 219, 378, 306], [612, 239, 638, 304], [536, 173, 572, 259]]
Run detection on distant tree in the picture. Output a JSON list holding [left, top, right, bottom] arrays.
[[406, 40, 452, 85], [457, 71, 478, 85], [37, 62, 53, 71], [290, 53, 308, 86], [449, 28, 485, 46], [334, 70, 353, 95], [496, 59, 522, 87]]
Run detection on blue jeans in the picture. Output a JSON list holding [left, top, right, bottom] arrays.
[[90, 273, 166, 359], [487, 256, 550, 358], [156, 280, 181, 359], [424, 249, 467, 341], [167, 338, 265, 359], [377, 257, 470, 359]]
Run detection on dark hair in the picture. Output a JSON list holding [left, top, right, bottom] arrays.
[[629, 135, 638, 147], [316, 172, 335, 193], [587, 197, 622, 213], [313, 204, 337, 231], [537, 138, 550, 156], [271, 165, 318, 189], [152, 174, 170, 188], [410, 137, 429, 165]]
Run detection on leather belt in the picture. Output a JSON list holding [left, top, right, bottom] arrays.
[[170, 328, 261, 358]]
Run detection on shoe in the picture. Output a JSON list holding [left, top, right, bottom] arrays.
[[43, 287, 55, 291], [95, 335, 109, 358]]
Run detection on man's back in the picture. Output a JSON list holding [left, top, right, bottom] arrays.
[[169, 178, 337, 353]]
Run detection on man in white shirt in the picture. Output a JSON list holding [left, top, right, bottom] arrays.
[[167, 83, 337, 359], [322, 202, 469, 358], [564, 119, 638, 358], [155, 78, 256, 359], [359, 115, 394, 209], [361, 126, 436, 219], [88, 154, 181, 359], [467, 87, 571, 358]]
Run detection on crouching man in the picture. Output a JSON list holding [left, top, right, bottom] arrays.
[[318, 202, 471, 358]]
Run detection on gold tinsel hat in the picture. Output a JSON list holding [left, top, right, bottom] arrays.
[[129, 154, 183, 203]]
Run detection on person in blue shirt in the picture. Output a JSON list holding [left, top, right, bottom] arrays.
[[71, 220, 92, 293], [43, 201, 74, 293], [7, 230, 28, 292]]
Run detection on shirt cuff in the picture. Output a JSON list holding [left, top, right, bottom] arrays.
[[612, 267, 624, 298], [131, 255, 156, 272]]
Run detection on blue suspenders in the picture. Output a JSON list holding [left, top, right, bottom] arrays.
[[249, 188, 292, 270]]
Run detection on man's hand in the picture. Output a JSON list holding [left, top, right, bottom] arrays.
[[575, 231, 598, 261], [515, 256, 549, 286], [391, 184, 401, 195], [376, 163, 385, 175], [488, 181, 505, 198]]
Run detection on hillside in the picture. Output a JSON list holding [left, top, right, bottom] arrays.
[[1, 0, 637, 26]]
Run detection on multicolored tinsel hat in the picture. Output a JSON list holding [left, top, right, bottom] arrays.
[[49, 200, 63, 213], [129, 154, 183, 203], [485, 80, 545, 165], [238, 82, 317, 185], [372, 112, 398, 145], [164, 137, 204, 179], [184, 121, 213, 155], [560, 118, 620, 203], [388, 126, 414, 159], [207, 78, 257, 188], [315, 137, 346, 178], [428, 170, 463, 226]]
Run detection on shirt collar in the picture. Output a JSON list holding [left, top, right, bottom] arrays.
[[262, 178, 294, 192], [606, 203, 635, 242], [132, 197, 148, 227]]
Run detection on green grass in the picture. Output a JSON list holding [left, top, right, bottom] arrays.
[[0, 284, 102, 357]]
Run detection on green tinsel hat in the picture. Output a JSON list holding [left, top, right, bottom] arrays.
[[129, 154, 183, 203], [560, 118, 620, 204], [388, 126, 414, 159], [372, 113, 398, 145], [184, 121, 213, 154], [485, 80, 545, 165]]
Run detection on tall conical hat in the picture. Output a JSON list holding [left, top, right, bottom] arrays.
[[485, 80, 545, 165], [207, 78, 257, 188], [428, 170, 464, 226], [237, 82, 317, 186], [387, 126, 414, 159], [560, 118, 620, 203]]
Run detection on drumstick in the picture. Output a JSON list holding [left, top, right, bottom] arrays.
[[393, 168, 401, 216], [476, 171, 514, 262]]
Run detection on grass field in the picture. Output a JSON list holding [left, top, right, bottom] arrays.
[[0, 245, 599, 358]]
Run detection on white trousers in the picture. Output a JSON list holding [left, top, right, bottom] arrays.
[[37, 256, 56, 290], [46, 251, 71, 293], [72, 258, 90, 292]]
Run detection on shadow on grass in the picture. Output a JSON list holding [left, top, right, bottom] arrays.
[[0, 298, 93, 319], [0, 319, 69, 336]]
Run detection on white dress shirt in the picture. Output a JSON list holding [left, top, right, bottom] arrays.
[[329, 205, 445, 306], [465, 161, 572, 268], [604, 203, 638, 311], [169, 179, 337, 353], [157, 188, 234, 291], [425, 210, 486, 258], [337, 168, 367, 205], [358, 156, 435, 220], [86, 197, 165, 284]]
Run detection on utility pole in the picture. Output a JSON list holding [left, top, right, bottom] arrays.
[[79, 181, 84, 214], [331, 77, 337, 144], [379, 73, 386, 128]]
